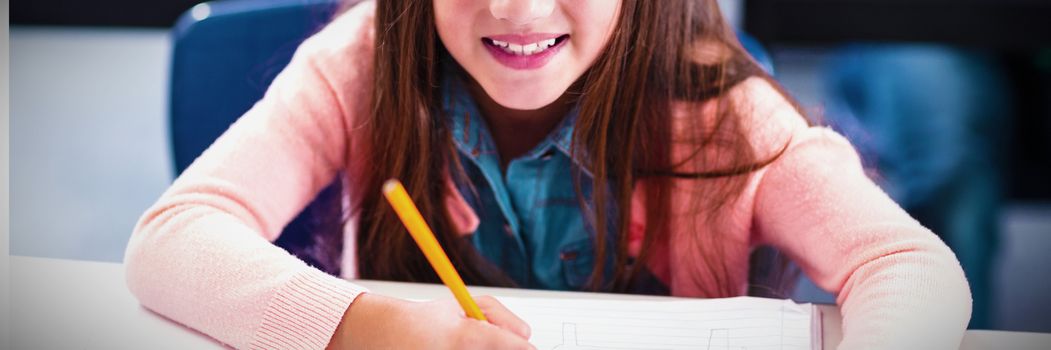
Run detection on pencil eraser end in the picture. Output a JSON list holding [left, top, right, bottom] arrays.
[[382, 179, 400, 194]]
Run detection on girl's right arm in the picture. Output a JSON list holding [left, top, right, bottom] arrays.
[[124, 2, 531, 349], [124, 4, 375, 348]]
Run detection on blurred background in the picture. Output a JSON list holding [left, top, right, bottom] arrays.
[[9, 0, 1051, 333]]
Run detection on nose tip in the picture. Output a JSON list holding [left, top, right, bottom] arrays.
[[489, 0, 554, 26]]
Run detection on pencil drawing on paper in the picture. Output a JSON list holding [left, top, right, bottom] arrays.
[[550, 323, 671, 350], [548, 323, 753, 350], [495, 296, 814, 350]]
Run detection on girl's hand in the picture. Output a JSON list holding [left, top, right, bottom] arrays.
[[329, 293, 535, 349]]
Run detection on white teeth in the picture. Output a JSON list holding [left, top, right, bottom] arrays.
[[522, 43, 538, 55], [489, 37, 561, 56]]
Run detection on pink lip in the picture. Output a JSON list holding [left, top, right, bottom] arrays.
[[485, 33, 564, 45], [481, 34, 567, 70]]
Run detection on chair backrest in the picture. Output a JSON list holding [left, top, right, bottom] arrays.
[[737, 31, 775, 75], [171, 0, 345, 273], [171, 0, 341, 173], [170, 0, 781, 280]]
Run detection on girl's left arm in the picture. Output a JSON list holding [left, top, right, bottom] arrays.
[[751, 105, 971, 348]]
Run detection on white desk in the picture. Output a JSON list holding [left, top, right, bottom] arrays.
[[9, 256, 1049, 349]]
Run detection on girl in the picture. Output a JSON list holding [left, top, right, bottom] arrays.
[[125, 0, 972, 349]]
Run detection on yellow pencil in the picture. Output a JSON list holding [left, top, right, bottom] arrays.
[[381, 179, 488, 321]]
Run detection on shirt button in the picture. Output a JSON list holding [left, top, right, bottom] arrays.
[[503, 224, 514, 237]]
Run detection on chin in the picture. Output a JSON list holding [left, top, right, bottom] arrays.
[[482, 81, 568, 110]]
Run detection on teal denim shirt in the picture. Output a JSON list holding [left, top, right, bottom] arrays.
[[440, 70, 604, 290]]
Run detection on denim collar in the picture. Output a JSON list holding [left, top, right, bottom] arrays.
[[440, 65, 578, 163]]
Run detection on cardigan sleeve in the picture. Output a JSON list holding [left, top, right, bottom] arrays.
[[124, 2, 376, 349], [752, 125, 972, 349]]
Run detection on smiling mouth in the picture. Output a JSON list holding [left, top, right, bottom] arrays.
[[482, 34, 570, 56]]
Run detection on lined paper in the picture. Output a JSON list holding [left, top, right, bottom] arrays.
[[496, 296, 819, 350]]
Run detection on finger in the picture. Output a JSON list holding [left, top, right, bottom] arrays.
[[474, 295, 531, 339], [459, 319, 536, 350]]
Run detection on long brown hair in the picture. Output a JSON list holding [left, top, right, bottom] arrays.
[[336, 0, 804, 297]]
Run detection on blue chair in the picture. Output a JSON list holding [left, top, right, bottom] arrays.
[[737, 31, 775, 75], [171, 0, 347, 273], [171, 0, 342, 174], [170, 0, 779, 278]]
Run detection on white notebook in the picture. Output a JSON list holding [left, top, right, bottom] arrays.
[[496, 296, 822, 350]]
